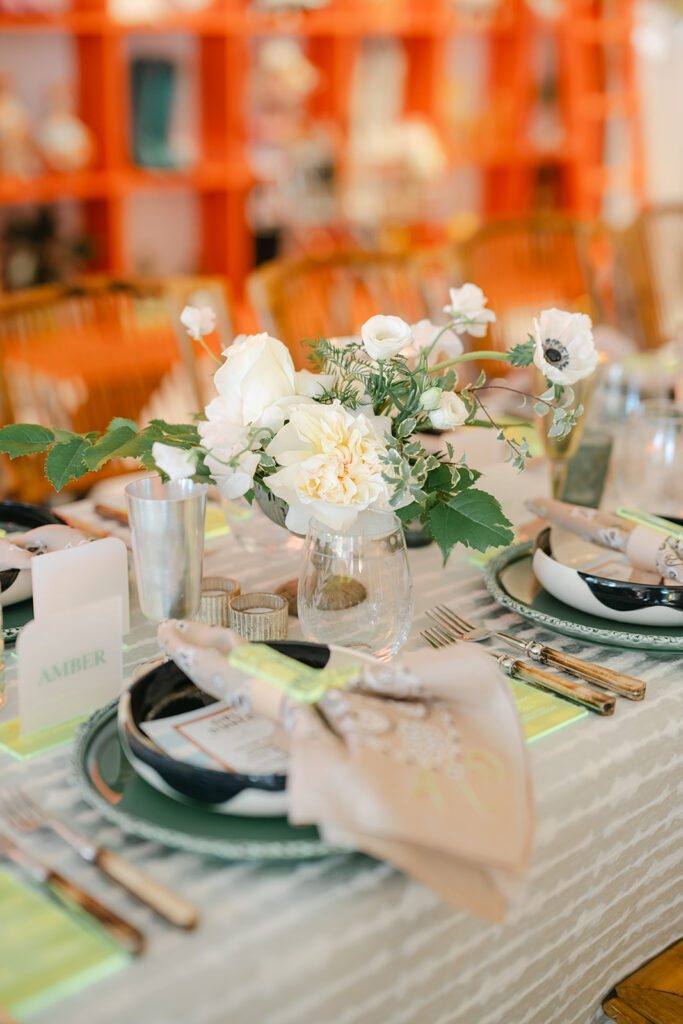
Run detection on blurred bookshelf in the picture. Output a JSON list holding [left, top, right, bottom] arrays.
[[0, 0, 644, 297]]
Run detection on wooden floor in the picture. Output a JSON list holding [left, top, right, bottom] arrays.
[[603, 939, 683, 1024]]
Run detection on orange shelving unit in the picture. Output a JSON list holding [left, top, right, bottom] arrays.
[[0, 0, 644, 297]]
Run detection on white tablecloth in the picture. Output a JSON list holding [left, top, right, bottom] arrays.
[[1, 468, 681, 1024]]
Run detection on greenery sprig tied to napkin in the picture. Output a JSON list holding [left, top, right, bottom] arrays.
[[157, 621, 534, 921]]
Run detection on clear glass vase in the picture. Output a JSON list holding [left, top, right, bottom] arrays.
[[298, 511, 414, 660]]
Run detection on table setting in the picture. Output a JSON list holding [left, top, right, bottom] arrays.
[[0, 293, 681, 1024]]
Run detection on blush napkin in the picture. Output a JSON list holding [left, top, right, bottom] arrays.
[[157, 620, 534, 921], [527, 496, 683, 583]]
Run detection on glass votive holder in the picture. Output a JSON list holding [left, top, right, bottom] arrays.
[[228, 592, 288, 641], [196, 577, 241, 627]]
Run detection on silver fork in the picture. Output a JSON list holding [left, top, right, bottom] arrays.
[[0, 787, 198, 930], [427, 606, 645, 701], [421, 626, 615, 715]]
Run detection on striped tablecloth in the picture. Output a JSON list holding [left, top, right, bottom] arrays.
[[1, 495, 681, 1024]]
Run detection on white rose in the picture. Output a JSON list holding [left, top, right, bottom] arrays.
[[294, 369, 334, 399], [443, 283, 496, 338], [213, 333, 297, 427], [152, 442, 197, 481], [533, 308, 598, 385], [419, 387, 442, 411], [428, 391, 468, 430], [180, 305, 217, 340], [266, 401, 392, 533], [361, 314, 412, 361], [409, 319, 463, 360]]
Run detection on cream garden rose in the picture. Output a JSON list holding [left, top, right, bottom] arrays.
[[266, 401, 393, 532], [361, 314, 413, 361], [533, 308, 598, 385]]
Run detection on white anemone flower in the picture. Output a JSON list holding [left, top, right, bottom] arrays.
[[533, 309, 598, 385]]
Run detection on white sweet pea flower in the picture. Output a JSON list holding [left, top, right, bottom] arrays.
[[361, 314, 412, 361], [198, 400, 259, 499], [409, 319, 464, 360], [214, 332, 298, 427], [533, 308, 598, 385], [152, 442, 197, 481], [443, 283, 496, 338], [266, 401, 392, 533], [180, 305, 217, 341], [428, 391, 468, 430]]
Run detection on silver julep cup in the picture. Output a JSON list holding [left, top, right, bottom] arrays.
[[126, 478, 207, 621]]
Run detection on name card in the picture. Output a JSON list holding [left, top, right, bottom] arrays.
[[17, 595, 123, 736], [31, 537, 130, 635]]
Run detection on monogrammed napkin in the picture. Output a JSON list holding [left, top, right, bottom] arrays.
[[157, 620, 534, 921]]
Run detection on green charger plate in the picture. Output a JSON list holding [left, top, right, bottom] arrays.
[[2, 598, 33, 644], [71, 699, 343, 861], [484, 541, 683, 651]]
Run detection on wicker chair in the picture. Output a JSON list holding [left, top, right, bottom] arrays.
[[459, 214, 606, 370], [615, 205, 683, 349], [247, 248, 462, 368], [0, 275, 233, 501]]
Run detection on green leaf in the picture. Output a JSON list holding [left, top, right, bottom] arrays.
[[45, 437, 91, 491], [53, 428, 80, 442], [0, 424, 55, 458], [84, 426, 147, 471], [108, 417, 139, 433], [395, 501, 424, 524], [507, 338, 535, 367], [429, 489, 513, 561], [145, 420, 201, 446]]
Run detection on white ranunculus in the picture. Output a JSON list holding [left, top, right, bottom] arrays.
[[533, 308, 598, 385], [198, 400, 259, 499], [419, 387, 442, 412], [152, 442, 197, 481], [409, 319, 464, 360], [213, 332, 297, 427], [428, 391, 468, 430], [266, 401, 392, 532], [180, 305, 217, 340], [361, 314, 412, 361], [443, 283, 496, 338]]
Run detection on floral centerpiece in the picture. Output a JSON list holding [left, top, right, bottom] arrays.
[[0, 285, 597, 563]]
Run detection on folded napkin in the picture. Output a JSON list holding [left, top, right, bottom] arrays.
[[157, 621, 534, 921], [527, 496, 683, 583]]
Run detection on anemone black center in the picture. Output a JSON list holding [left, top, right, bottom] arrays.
[[544, 341, 563, 363]]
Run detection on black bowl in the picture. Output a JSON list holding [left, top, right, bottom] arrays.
[[118, 640, 331, 814]]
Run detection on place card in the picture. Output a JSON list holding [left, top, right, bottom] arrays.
[[31, 537, 130, 635], [141, 701, 289, 775], [17, 595, 123, 736]]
